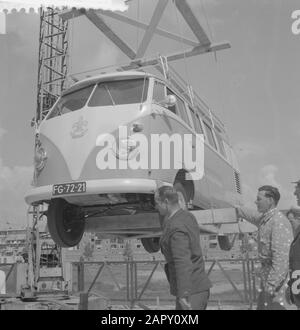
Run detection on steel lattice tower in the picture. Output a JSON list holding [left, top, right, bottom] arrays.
[[36, 7, 69, 124]]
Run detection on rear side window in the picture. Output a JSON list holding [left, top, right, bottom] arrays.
[[223, 141, 233, 164], [176, 97, 189, 125], [215, 134, 227, 158], [190, 107, 203, 134], [166, 88, 177, 114], [203, 122, 217, 149]]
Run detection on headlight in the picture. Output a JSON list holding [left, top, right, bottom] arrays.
[[34, 144, 47, 171]]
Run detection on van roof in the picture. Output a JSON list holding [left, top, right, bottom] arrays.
[[64, 71, 151, 95], [64, 71, 227, 136]]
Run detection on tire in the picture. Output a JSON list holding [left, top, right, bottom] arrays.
[[217, 234, 237, 251], [174, 182, 188, 210], [47, 198, 85, 248], [174, 181, 236, 251], [141, 237, 160, 253]]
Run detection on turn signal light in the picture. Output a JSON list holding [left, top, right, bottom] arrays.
[[34, 143, 47, 171]]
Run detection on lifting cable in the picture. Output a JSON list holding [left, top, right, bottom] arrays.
[[171, 0, 217, 224], [201, 0, 226, 125], [136, 0, 140, 51], [172, 0, 193, 103], [197, 0, 218, 223], [200, 0, 238, 200]]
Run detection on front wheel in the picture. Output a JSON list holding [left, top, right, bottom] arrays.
[[47, 198, 85, 248]]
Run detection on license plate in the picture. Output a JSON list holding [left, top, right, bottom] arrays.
[[52, 182, 86, 196]]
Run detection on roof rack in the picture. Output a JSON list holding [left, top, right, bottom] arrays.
[[156, 62, 226, 131]]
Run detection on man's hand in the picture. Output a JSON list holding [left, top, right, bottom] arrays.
[[178, 297, 192, 310]]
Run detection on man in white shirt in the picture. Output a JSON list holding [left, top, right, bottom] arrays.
[[236, 185, 293, 310]]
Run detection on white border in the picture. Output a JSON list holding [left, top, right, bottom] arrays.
[[0, 0, 128, 13], [0, 11, 5, 34]]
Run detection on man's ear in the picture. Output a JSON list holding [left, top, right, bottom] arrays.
[[270, 197, 276, 206]]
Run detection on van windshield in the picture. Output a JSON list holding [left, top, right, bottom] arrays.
[[88, 78, 148, 107], [47, 78, 149, 120], [47, 85, 95, 120]]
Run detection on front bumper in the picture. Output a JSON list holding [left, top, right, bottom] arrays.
[[25, 178, 171, 205]]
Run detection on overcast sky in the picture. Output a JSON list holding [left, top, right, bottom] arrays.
[[0, 0, 300, 227]]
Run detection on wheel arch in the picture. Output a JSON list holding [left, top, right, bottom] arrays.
[[174, 169, 195, 203]]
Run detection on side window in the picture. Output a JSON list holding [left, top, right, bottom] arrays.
[[203, 121, 218, 150], [223, 141, 233, 164], [215, 133, 227, 158], [176, 97, 189, 125], [166, 88, 177, 114], [166, 87, 190, 124], [190, 107, 203, 134], [153, 81, 165, 103]]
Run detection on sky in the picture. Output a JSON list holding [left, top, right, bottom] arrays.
[[0, 0, 300, 227]]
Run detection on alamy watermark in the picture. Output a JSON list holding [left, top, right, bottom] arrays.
[[0, 0, 129, 34], [95, 126, 205, 181], [0, 0, 128, 12], [292, 10, 300, 35], [290, 270, 300, 295]]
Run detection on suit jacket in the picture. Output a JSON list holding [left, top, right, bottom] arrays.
[[160, 209, 212, 298], [289, 225, 300, 306], [290, 226, 300, 271]]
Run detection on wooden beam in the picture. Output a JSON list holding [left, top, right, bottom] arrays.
[[84, 10, 136, 60], [136, 0, 169, 58], [120, 42, 231, 70], [59, 8, 84, 20], [59, 8, 199, 47], [174, 0, 211, 46]]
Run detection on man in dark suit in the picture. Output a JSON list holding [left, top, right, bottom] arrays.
[[155, 186, 212, 310], [288, 180, 300, 309]]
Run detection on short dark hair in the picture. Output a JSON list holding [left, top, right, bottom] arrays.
[[286, 208, 300, 219], [157, 186, 179, 205], [258, 185, 280, 206]]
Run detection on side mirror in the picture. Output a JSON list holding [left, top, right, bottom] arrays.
[[158, 94, 177, 108]]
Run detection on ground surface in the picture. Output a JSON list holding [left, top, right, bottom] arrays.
[[2, 260, 297, 310], [70, 261, 255, 310]]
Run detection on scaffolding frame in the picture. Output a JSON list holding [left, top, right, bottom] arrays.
[[36, 7, 69, 124]]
